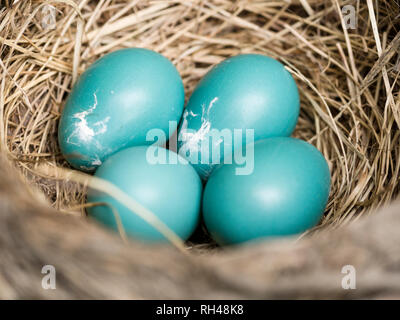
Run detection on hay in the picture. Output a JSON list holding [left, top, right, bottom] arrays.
[[0, 0, 399, 240]]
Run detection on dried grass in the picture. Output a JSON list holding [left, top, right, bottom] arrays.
[[0, 0, 399, 240]]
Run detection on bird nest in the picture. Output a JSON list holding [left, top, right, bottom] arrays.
[[0, 0, 399, 244]]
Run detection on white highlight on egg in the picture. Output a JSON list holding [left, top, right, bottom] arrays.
[[179, 97, 218, 150], [66, 92, 111, 166], [67, 92, 98, 145], [177, 97, 220, 178]]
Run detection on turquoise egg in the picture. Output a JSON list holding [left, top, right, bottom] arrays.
[[59, 48, 184, 171], [87, 146, 202, 243], [178, 54, 300, 180], [203, 137, 330, 245]]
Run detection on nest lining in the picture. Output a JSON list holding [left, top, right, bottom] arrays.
[[0, 0, 399, 243]]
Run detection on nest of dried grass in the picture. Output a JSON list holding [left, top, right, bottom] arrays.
[[0, 0, 399, 243]]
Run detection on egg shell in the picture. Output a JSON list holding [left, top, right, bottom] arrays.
[[59, 48, 184, 171], [87, 146, 202, 243], [178, 54, 300, 180], [203, 137, 330, 245]]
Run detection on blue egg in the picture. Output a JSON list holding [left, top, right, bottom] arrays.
[[59, 48, 184, 171], [178, 54, 300, 180], [87, 146, 202, 243], [203, 137, 330, 245]]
